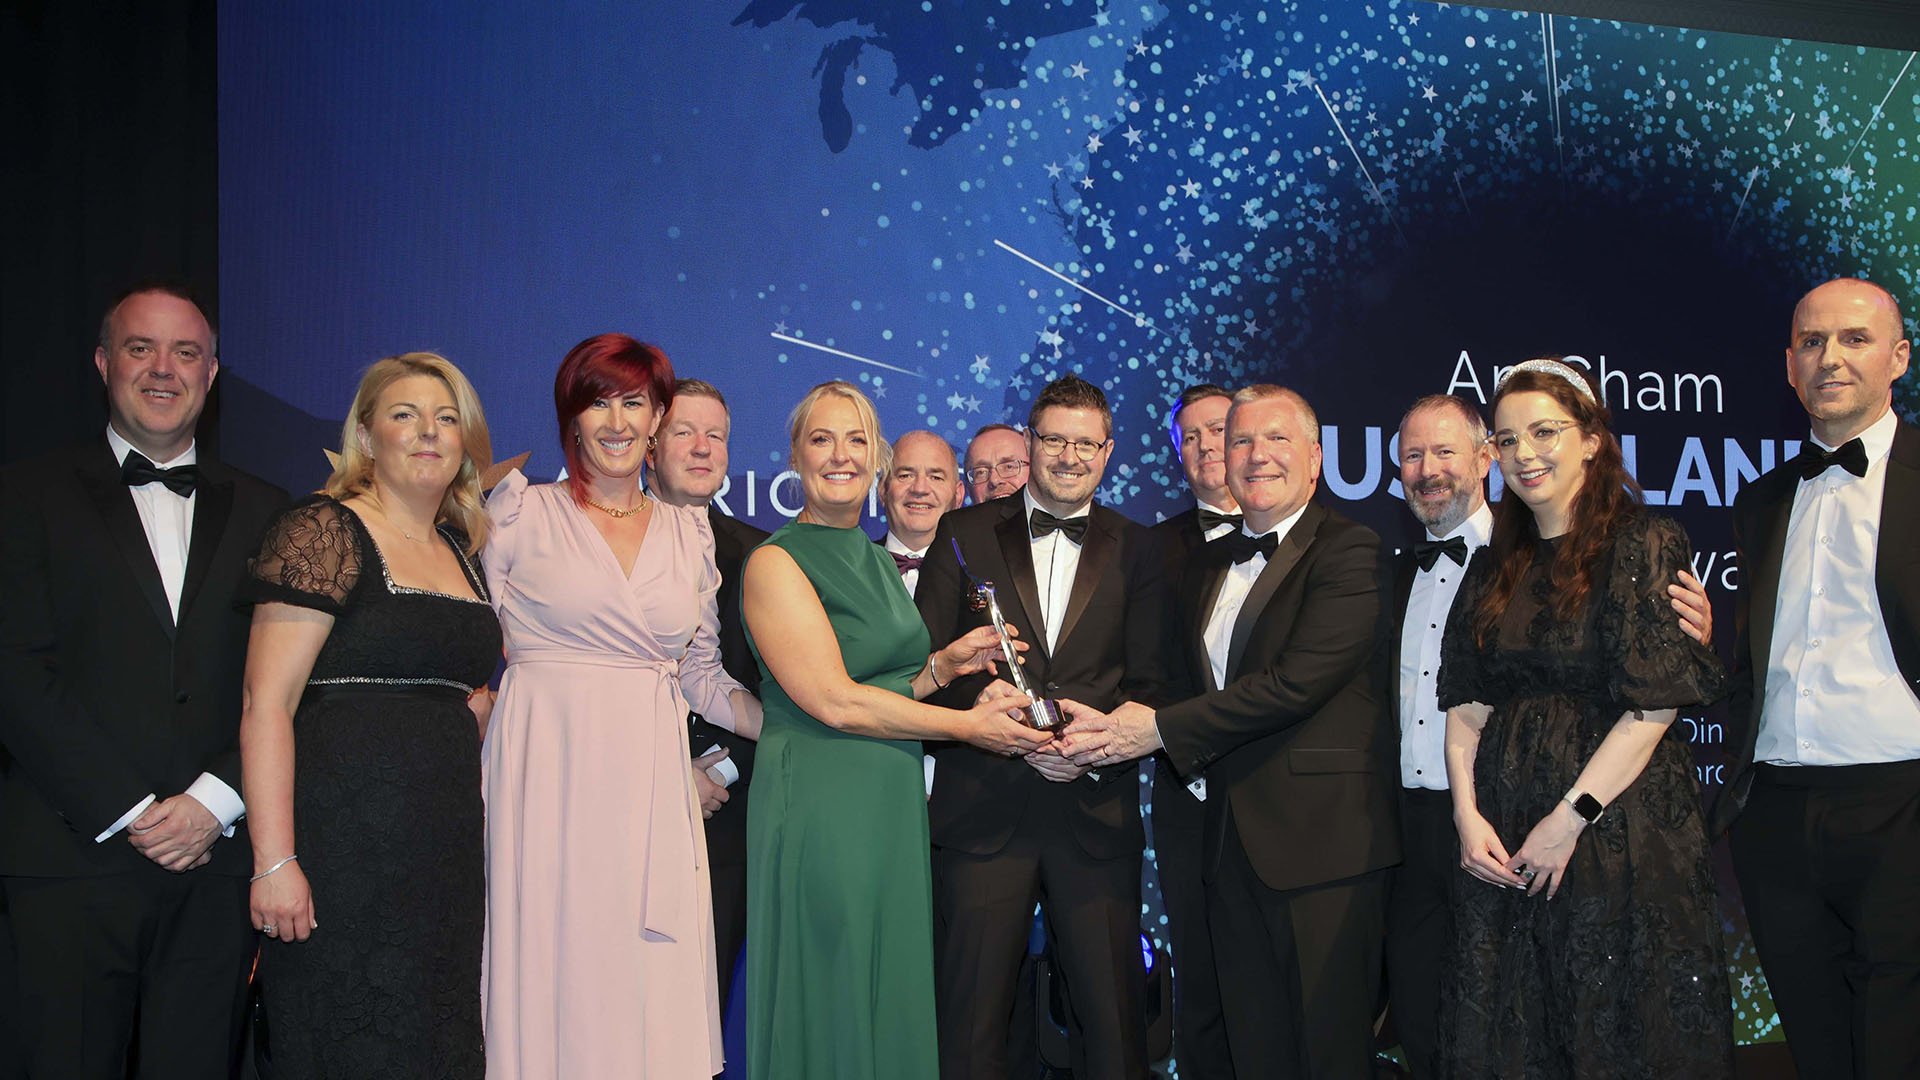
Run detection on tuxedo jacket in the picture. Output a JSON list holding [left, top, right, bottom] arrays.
[[1712, 419, 1920, 834], [689, 506, 769, 868], [1155, 500, 1402, 893], [0, 440, 287, 877], [916, 496, 1170, 860], [1151, 506, 1207, 574]]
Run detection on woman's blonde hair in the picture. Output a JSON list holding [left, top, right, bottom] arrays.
[[787, 380, 890, 483], [326, 352, 493, 554]]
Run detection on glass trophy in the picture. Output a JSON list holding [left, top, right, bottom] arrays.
[[953, 539, 1062, 731]]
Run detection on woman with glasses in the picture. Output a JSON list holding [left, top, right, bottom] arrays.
[[1435, 358, 1734, 1078]]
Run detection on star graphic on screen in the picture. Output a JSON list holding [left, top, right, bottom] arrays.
[[1133, 40, 1149, 56], [1520, 89, 1537, 105], [1087, 132, 1104, 153], [1421, 85, 1438, 102], [946, 391, 966, 410], [1175, 243, 1195, 264], [1068, 61, 1090, 80], [1037, 328, 1064, 348], [970, 354, 991, 376], [773, 320, 789, 333], [1181, 178, 1201, 197], [1093, 9, 1110, 27], [964, 396, 982, 412], [1122, 127, 1144, 146], [1044, 161, 1063, 179], [1080, 175, 1095, 189]]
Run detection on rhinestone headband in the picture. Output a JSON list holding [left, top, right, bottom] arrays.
[[1497, 358, 1598, 404]]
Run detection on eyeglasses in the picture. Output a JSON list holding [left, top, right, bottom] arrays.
[[966, 459, 1029, 484], [1489, 421, 1579, 459], [1033, 434, 1111, 461]]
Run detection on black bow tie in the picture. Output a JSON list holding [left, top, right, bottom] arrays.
[[1796, 438, 1869, 481], [1414, 536, 1469, 571], [1216, 530, 1279, 565], [1030, 508, 1088, 544], [891, 551, 924, 575], [1197, 507, 1244, 533], [121, 451, 199, 497]]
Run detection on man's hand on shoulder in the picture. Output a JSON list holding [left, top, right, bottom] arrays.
[[127, 793, 220, 871]]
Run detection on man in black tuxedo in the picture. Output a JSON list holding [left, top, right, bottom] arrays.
[[0, 284, 287, 1078], [1061, 384, 1399, 1079], [916, 374, 1167, 1080], [881, 430, 965, 599], [1715, 277, 1920, 1079], [646, 377, 765, 1026], [1145, 383, 1238, 1080]]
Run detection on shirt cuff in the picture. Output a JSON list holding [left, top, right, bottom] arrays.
[[96, 793, 157, 843], [710, 756, 741, 789], [185, 772, 246, 837]]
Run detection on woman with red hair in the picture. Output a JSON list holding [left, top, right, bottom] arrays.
[[481, 334, 761, 1077], [1437, 359, 1733, 1077]]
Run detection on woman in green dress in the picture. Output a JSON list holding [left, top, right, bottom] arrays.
[[741, 381, 1053, 1080]]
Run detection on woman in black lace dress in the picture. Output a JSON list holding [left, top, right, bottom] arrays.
[[1436, 358, 1733, 1079], [238, 353, 501, 1078]]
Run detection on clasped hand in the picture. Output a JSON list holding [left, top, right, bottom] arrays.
[[1053, 700, 1162, 767], [126, 793, 220, 872], [1457, 802, 1583, 899], [938, 623, 1026, 681]]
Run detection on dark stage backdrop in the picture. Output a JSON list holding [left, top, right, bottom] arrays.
[[215, 0, 1920, 1068]]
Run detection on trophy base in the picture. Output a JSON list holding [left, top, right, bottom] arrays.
[[1024, 699, 1063, 731]]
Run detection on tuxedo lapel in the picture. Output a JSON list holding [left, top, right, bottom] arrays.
[[992, 503, 1048, 662], [76, 446, 175, 637], [1876, 424, 1920, 671], [1746, 476, 1797, 683], [1053, 509, 1115, 653], [176, 467, 235, 627], [1225, 503, 1323, 680], [1388, 550, 1418, 709], [1189, 551, 1231, 691]]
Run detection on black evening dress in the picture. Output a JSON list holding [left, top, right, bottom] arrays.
[[240, 496, 500, 1079], [1435, 513, 1733, 1079]]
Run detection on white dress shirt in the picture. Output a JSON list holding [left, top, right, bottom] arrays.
[[1023, 488, 1091, 653], [884, 532, 930, 598], [1756, 409, 1920, 766], [1397, 504, 1494, 790], [97, 426, 246, 842], [1202, 504, 1313, 693]]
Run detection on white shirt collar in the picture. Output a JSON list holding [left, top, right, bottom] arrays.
[[883, 531, 929, 558], [106, 424, 196, 470], [1023, 486, 1091, 523], [1810, 406, 1897, 462], [1243, 500, 1312, 547], [1426, 502, 1494, 547], [1195, 493, 1238, 516]]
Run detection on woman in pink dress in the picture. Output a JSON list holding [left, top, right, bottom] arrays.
[[482, 333, 762, 1078]]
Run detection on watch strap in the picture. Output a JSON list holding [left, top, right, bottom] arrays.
[[1564, 790, 1604, 823]]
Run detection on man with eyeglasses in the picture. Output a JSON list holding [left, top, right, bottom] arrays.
[[915, 374, 1169, 1080], [963, 423, 1030, 503]]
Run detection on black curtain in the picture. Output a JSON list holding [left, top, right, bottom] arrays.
[[1, 0, 219, 466]]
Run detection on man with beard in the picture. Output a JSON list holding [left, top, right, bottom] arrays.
[[1384, 394, 1713, 1076], [1145, 383, 1238, 1080], [881, 430, 965, 598], [645, 377, 764, 1025], [915, 374, 1167, 1080], [963, 423, 1030, 504]]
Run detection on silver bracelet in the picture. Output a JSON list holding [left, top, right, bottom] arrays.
[[251, 854, 298, 882]]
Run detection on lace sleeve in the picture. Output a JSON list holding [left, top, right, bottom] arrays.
[[1601, 514, 1728, 712], [1436, 545, 1496, 709], [237, 497, 363, 616]]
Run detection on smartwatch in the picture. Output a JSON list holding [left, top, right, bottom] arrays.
[[1563, 790, 1604, 824]]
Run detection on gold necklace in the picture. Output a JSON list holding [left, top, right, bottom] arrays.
[[585, 491, 648, 518]]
